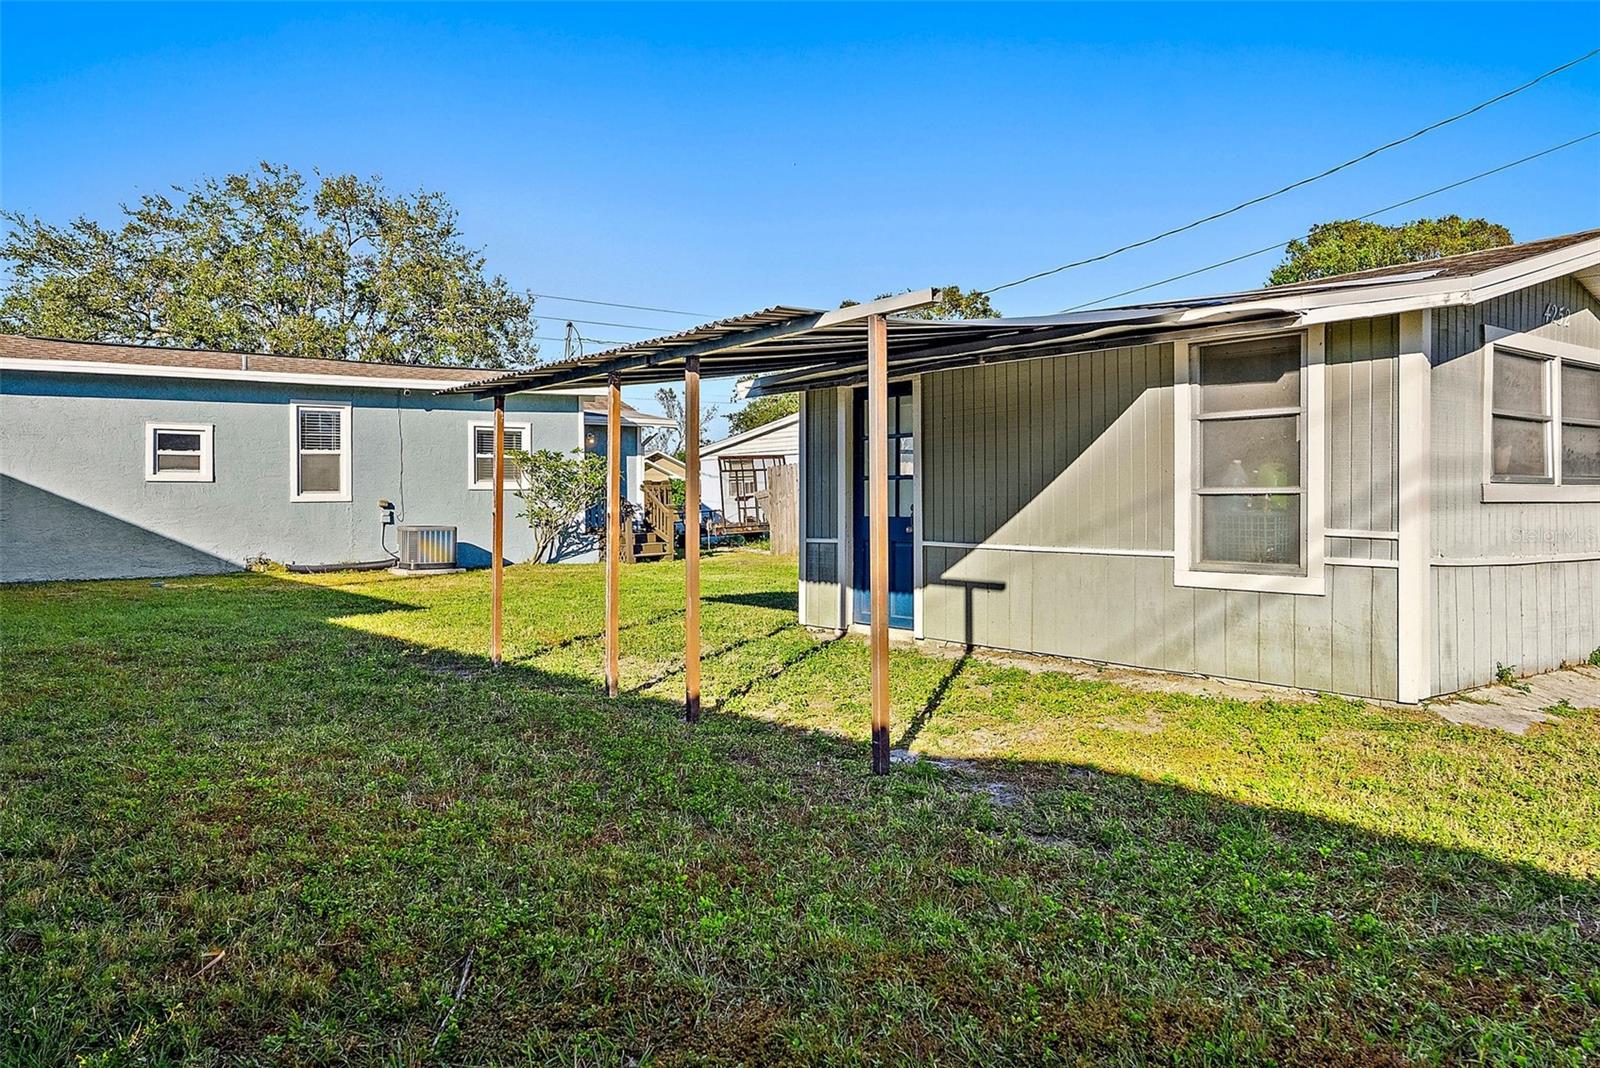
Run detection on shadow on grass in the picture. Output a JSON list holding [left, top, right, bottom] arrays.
[[3, 570, 1596, 1065], [705, 589, 798, 612]]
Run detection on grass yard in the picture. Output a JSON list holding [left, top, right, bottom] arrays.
[[3, 552, 1598, 1065]]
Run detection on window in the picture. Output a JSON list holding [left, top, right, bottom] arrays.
[[1194, 334, 1304, 571], [291, 402, 351, 501], [1482, 327, 1600, 502], [1174, 329, 1325, 595], [470, 422, 530, 489], [144, 423, 213, 482]]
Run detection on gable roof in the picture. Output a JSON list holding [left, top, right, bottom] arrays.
[[701, 412, 801, 459]]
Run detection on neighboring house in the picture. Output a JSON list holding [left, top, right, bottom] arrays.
[[699, 412, 798, 527], [0, 336, 655, 581], [790, 231, 1600, 702]]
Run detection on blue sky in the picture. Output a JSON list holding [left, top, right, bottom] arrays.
[[3, 2, 1598, 430]]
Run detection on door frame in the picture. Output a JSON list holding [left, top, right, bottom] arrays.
[[841, 377, 921, 632]]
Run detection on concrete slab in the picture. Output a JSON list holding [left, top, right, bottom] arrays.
[[1426, 664, 1600, 734]]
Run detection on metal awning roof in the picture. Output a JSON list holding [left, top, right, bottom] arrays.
[[437, 228, 1600, 399]]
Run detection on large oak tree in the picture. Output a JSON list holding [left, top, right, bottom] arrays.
[[1268, 215, 1512, 286], [0, 163, 539, 367]]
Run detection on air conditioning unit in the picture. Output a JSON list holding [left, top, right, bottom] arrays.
[[397, 525, 457, 570]]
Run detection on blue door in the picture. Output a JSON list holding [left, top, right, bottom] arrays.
[[852, 384, 915, 628]]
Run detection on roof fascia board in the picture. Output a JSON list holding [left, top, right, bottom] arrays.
[[0, 356, 601, 395]]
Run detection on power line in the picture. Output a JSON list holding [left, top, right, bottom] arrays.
[[531, 291, 712, 318], [982, 46, 1600, 297], [537, 314, 679, 332], [1063, 129, 1600, 311]]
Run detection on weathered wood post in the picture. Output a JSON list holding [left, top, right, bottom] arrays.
[[867, 313, 891, 774], [604, 373, 622, 697], [684, 356, 703, 721], [491, 393, 506, 667]]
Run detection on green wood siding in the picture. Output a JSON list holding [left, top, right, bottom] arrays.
[[1428, 275, 1600, 692]]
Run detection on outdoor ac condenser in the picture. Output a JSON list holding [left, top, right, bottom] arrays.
[[396, 525, 457, 570]]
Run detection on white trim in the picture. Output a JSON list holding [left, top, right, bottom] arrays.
[[1326, 557, 1401, 569], [1326, 528, 1399, 541], [1478, 324, 1600, 502], [923, 541, 1173, 559], [467, 419, 531, 490], [289, 401, 352, 503], [1396, 309, 1433, 704], [1172, 326, 1327, 595], [144, 422, 214, 483], [1433, 551, 1600, 566], [0, 356, 605, 395], [911, 375, 925, 640]]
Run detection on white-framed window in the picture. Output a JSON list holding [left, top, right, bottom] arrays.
[[144, 422, 214, 483], [1173, 327, 1326, 595], [290, 402, 351, 502], [1482, 325, 1600, 502], [468, 421, 530, 489]]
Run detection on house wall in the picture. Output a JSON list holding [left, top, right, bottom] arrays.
[[799, 389, 843, 628], [1428, 275, 1600, 691], [0, 370, 585, 582], [800, 323, 1406, 700]]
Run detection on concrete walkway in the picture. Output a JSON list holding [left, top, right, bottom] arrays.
[[1426, 663, 1600, 734]]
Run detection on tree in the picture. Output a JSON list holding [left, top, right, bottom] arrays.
[[0, 162, 539, 367], [510, 447, 608, 563], [840, 284, 1000, 320], [1268, 216, 1513, 286], [726, 392, 799, 436], [643, 385, 719, 457]]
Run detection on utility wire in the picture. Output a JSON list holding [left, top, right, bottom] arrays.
[[530, 291, 712, 317], [1064, 129, 1600, 311], [535, 314, 680, 332], [982, 47, 1600, 297]]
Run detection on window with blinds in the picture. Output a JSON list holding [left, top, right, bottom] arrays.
[[1192, 334, 1305, 572], [292, 404, 349, 500], [470, 423, 528, 487]]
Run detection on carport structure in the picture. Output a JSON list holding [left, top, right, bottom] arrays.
[[439, 289, 1297, 773]]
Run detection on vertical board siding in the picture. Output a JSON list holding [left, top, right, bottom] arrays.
[[1427, 276, 1600, 692], [799, 388, 842, 628], [913, 326, 1404, 701]]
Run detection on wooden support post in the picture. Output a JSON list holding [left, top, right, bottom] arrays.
[[684, 356, 702, 721], [867, 313, 891, 775], [604, 374, 622, 697], [490, 393, 505, 667]]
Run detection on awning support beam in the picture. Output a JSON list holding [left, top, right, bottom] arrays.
[[490, 393, 505, 667], [867, 313, 891, 775], [684, 355, 702, 722], [604, 374, 621, 697]]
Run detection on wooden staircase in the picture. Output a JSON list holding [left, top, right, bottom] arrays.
[[616, 483, 676, 563]]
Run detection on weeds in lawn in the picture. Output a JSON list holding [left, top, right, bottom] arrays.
[[3, 556, 1598, 1064]]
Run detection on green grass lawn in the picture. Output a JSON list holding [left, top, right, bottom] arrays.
[[3, 553, 1597, 1065]]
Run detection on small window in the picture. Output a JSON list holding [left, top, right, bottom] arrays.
[[145, 423, 214, 483], [470, 422, 529, 489], [1489, 346, 1600, 487], [291, 403, 351, 501], [1193, 334, 1305, 572]]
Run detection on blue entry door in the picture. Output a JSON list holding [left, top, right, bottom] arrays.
[[852, 383, 915, 628]]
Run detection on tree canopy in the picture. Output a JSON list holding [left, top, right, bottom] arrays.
[[644, 386, 720, 458], [726, 392, 799, 436], [1268, 216, 1513, 287], [0, 162, 539, 367]]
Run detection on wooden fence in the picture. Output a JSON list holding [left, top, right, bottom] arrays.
[[762, 463, 799, 556]]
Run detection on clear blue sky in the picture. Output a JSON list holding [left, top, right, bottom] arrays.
[[3, 2, 1598, 430]]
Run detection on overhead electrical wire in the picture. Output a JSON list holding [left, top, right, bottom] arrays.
[[531, 291, 712, 318], [1063, 129, 1600, 311], [980, 46, 1600, 297]]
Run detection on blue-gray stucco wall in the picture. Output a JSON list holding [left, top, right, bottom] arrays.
[[0, 370, 605, 581]]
